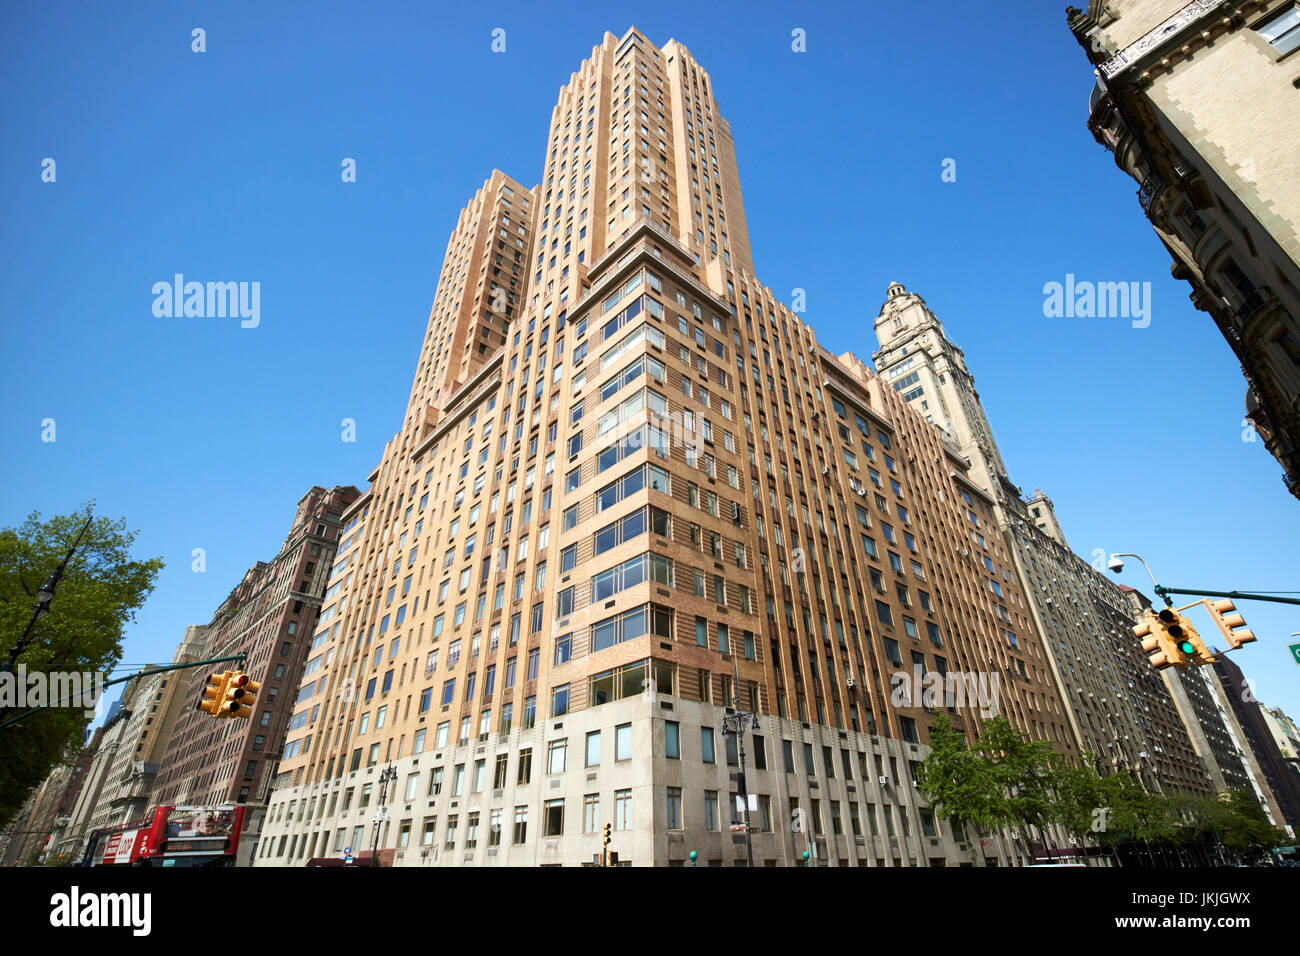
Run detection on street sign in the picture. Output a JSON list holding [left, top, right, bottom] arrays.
[[1289, 642, 1300, 665], [344, 846, 352, 855]]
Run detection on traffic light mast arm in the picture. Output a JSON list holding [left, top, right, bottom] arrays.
[[0, 654, 248, 730], [1154, 586, 1300, 608]]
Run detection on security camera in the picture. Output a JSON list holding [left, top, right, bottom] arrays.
[[1106, 555, 1124, 573]]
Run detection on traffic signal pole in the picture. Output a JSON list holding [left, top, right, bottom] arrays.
[[0, 654, 247, 730], [1154, 586, 1300, 608]]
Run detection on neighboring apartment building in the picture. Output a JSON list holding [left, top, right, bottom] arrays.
[[871, 282, 1210, 796], [37, 729, 101, 864], [1262, 705, 1300, 765], [257, 28, 1079, 869], [0, 761, 74, 866], [81, 630, 205, 837], [151, 485, 358, 866], [59, 678, 157, 860], [1261, 705, 1300, 803], [1209, 652, 1300, 834], [1067, 0, 1300, 499]]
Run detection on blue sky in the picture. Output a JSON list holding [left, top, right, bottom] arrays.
[[3, 0, 1297, 725]]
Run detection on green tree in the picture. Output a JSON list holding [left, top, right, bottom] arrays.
[[974, 717, 1058, 839], [1175, 789, 1289, 863], [0, 505, 162, 827], [915, 713, 1004, 864]]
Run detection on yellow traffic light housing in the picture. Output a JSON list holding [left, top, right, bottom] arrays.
[[1135, 608, 1215, 669], [1135, 612, 1178, 670], [229, 673, 259, 719], [1159, 607, 1215, 667], [222, 671, 258, 718], [602, 823, 611, 847], [198, 672, 229, 717], [1205, 599, 1257, 650]]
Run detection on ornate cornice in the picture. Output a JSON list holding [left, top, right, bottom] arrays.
[[1100, 0, 1231, 80]]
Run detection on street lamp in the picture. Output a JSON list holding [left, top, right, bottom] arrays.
[[688, 850, 697, 868], [370, 764, 398, 867], [721, 660, 760, 868], [1107, 552, 1173, 606], [3, 515, 93, 674]]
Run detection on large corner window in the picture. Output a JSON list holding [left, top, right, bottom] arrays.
[[1258, 5, 1300, 55], [588, 657, 676, 706]]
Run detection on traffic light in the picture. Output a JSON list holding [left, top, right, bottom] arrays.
[[1134, 612, 1181, 670], [223, 672, 259, 719], [1136, 607, 1215, 669], [1158, 607, 1215, 667], [1205, 599, 1257, 650], [197, 672, 229, 717], [602, 823, 611, 848]]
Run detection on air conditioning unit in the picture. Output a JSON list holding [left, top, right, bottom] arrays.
[[822, 467, 831, 476], [878, 775, 889, 785], [856, 488, 867, 497], [846, 677, 856, 687]]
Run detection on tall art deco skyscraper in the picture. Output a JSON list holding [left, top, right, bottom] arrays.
[[254, 28, 1077, 867]]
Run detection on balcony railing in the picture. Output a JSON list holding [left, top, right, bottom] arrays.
[[1099, 0, 1228, 79]]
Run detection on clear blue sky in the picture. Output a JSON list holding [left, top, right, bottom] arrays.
[[3, 0, 1297, 724]]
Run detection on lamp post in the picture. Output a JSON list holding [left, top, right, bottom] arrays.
[[1106, 552, 1171, 606], [3, 515, 93, 675], [688, 850, 697, 868], [721, 660, 758, 868], [370, 764, 397, 867]]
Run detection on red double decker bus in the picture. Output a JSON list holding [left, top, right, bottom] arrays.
[[82, 805, 246, 868]]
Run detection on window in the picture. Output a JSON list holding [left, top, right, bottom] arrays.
[[614, 789, 632, 830], [551, 683, 570, 717], [592, 552, 672, 601], [593, 505, 669, 556], [493, 753, 508, 790], [1258, 5, 1300, 54], [589, 657, 675, 706], [547, 739, 567, 774], [615, 723, 632, 760], [701, 726, 715, 763], [665, 720, 679, 759], [589, 602, 672, 653], [704, 791, 719, 830], [666, 787, 682, 829], [512, 807, 528, 845], [544, 799, 565, 836]]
